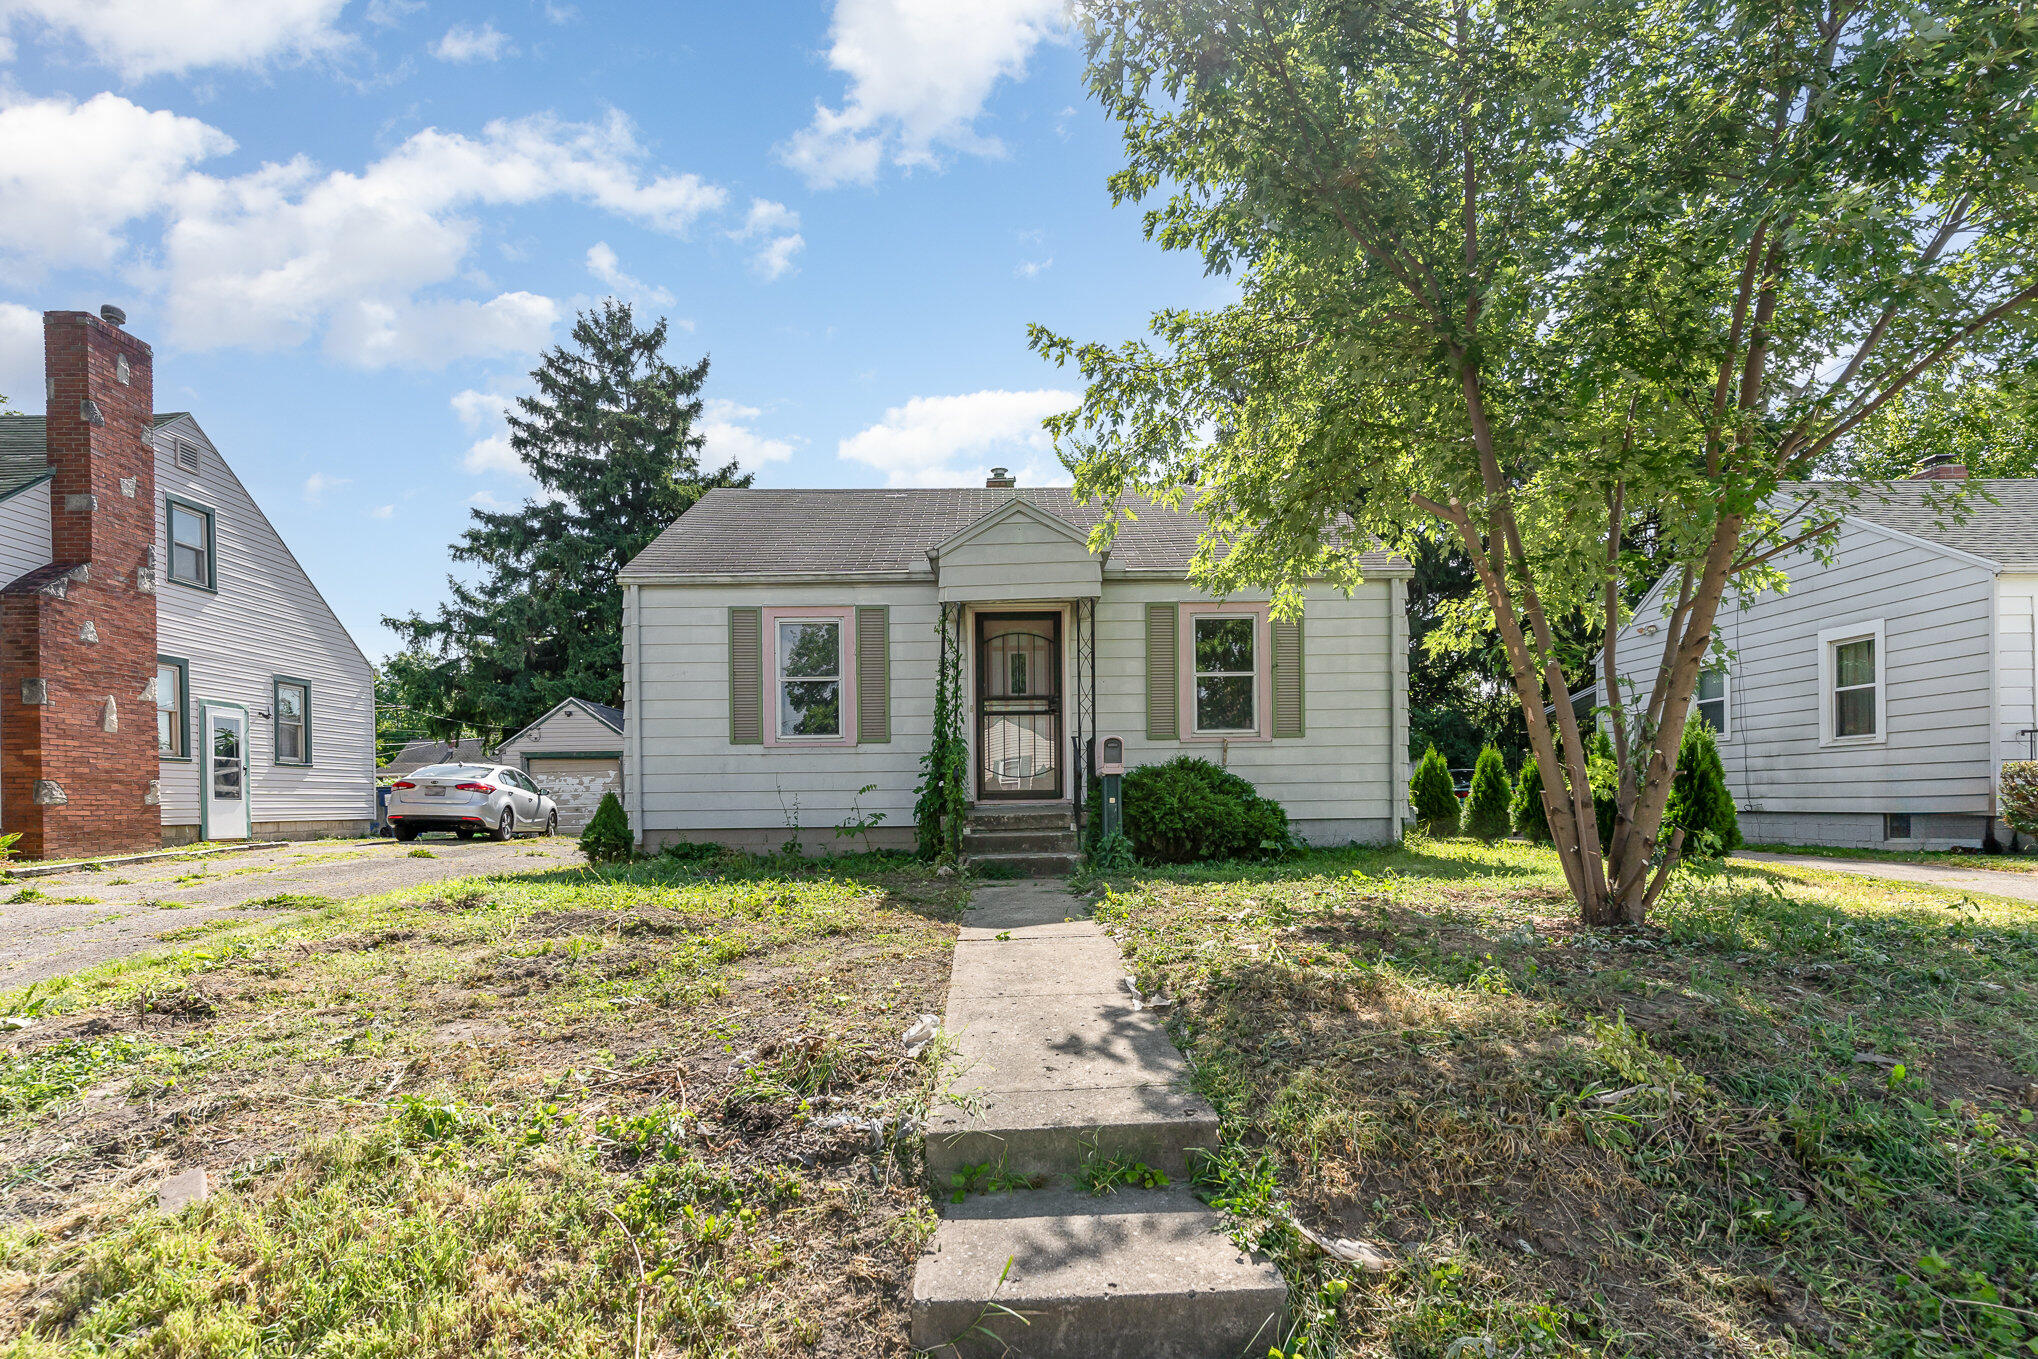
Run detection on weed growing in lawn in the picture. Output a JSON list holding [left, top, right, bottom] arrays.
[[1073, 1153, 1170, 1195], [407, 847, 436, 858]]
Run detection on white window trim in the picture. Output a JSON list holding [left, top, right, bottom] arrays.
[[762, 607, 857, 747], [1696, 664, 1732, 742], [1817, 619, 1887, 747], [1177, 602, 1272, 741]]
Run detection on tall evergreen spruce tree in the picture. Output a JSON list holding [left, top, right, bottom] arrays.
[[1461, 746, 1511, 843], [385, 301, 748, 737], [1666, 720, 1742, 858]]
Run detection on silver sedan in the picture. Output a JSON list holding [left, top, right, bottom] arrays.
[[386, 763, 559, 842]]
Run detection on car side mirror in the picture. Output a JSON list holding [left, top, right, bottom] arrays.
[[541, 789, 555, 798]]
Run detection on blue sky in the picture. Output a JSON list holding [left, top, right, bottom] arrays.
[[0, 1, 1227, 657]]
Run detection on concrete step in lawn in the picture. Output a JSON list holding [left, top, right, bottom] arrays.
[[912, 880, 1287, 1357]]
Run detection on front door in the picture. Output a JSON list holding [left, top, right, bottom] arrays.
[[201, 703, 251, 841], [976, 612, 1062, 800]]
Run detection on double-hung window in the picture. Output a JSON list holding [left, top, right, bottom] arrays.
[[1820, 621, 1885, 744], [775, 618, 843, 740], [274, 678, 310, 764], [156, 658, 188, 758], [1695, 666, 1729, 738], [167, 499, 214, 589], [1192, 614, 1258, 735]]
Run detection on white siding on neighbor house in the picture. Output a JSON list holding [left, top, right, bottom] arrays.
[[1999, 574, 2038, 769], [1606, 517, 1998, 823], [0, 478, 52, 587], [498, 701, 626, 832], [627, 575, 1406, 847], [497, 701, 624, 760], [153, 418, 376, 832], [936, 512, 1101, 603]]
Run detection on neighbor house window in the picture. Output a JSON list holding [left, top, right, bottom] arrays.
[[167, 498, 214, 588], [1696, 666, 1729, 738], [274, 678, 310, 764], [1820, 621, 1885, 744], [1192, 614, 1257, 734], [157, 657, 188, 758], [775, 618, 843, 739]]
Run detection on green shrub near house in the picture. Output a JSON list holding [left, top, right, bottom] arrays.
[[1667, 719, 1742, 857], [1120, 756, 1289, 864], [1460, 745, 1512, 842], [1409, 744, 1458, 835], [1510, 754, 1552, 844], [2003, 762, 2038, 837], [579, 792, 634, 864]]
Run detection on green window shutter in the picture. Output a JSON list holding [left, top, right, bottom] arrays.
[[1272, 618, 1304, 737], [729, 607, 762, 744], [1145, 603, 1178, 740], [856, 605, 890, 743]]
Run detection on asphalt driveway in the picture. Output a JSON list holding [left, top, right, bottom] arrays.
[[1735, 849, 2038, 905], [0, 835, 584, 991]]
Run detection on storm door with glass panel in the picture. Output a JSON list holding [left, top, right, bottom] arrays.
[[976, 613, 1062, 800]]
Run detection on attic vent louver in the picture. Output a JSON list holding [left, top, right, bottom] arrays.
[[174, 439, 199, 471]]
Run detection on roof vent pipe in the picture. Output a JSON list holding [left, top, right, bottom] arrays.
[[99, 304, 126, 327], [985, 466, 1016, 488]]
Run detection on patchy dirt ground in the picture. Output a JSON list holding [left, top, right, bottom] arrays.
[[0, 853, 966, 1357]]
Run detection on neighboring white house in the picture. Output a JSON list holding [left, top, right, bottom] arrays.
[[493, 697, 625, 831], [617, 478, 1412, 854], [0, 374, 376, 848], [1593, 472, 2038, 851]]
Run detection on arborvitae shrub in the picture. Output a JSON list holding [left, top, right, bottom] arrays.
[[1510, 754, 1552, 844], [1666, 718, 1742, 857], [579, 792, 634, 863], [1587, 730, 1620, 848], [1460, 745, 1512, 842], [1121, 756, 1290, 863], [1409, 744, 1458, 835]]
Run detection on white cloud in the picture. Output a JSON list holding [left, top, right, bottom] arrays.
[[1014, 256, 1051, 279], [0, 302, 43, 411], [0, 94, 726, 368], [302, 471, 349, 501], [0, 0, 351, 78], [586, 240, 674, 307], [462, 434, 520, 475], [731, 198, 804, 281], [0, 94, 234, 273], [371, 503, 395, 518], [365, 0, 422, 26], [451, 387, 527, 476], [431, 21, 514, 63], [781, 0, 1063, 188], [467, 489, 518, 510], [837, 388, 1076, 487], [701, 398, 794, 472]]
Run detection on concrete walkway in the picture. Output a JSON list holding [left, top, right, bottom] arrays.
[[912, 880, 1286, 1357], [1735, 850, 2038, 905]]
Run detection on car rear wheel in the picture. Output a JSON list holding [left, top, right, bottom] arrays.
[[393, 825, 418, 843], [490, 808, 514, 842]]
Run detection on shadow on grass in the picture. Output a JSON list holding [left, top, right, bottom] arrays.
[[1106, 839, 1545, 889]]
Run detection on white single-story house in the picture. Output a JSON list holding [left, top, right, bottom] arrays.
[[1596, 468, 2037, 851], [616, 476, 1412, 856], [493, 697, 625, 831]]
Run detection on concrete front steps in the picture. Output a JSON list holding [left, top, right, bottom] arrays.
[[962, 803, 1080, 878], [912, 880, 1288, 1358]]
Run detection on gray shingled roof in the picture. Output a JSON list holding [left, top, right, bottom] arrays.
[[623, 487, 1399, 578], [1785, 478, 2038, 571], [0, 413, 192, 498], [581, 700, 625, 733], [379, 737, 494, 776]]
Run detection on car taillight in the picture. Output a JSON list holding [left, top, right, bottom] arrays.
[[392, 781, 416, 789], [454, 782, 496, 792]]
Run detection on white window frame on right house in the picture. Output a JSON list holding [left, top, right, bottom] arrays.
[[1696, 664, 1731, 740], [1817, 619, 1887, 746]]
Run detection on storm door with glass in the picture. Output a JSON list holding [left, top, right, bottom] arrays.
[[976, 613, 1062, 800]]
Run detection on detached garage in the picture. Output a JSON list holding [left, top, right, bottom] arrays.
[[494, 698, 624, 832]]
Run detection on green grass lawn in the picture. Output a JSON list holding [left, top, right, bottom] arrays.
[[1092, 839, 2038, 1359], [0, 853, 965, 1357]]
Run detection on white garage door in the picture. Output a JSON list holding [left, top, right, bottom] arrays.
[[527, 756, 622, 832]]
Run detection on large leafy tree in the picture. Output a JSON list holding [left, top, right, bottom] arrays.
[[1835, 362, 2038, 479], [386, 301, 748, 737], [1033, 0, 2038, 924]]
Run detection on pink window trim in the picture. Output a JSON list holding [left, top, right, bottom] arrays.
[[1176, 601, 1272, 743], [761, 605, 857, 748]]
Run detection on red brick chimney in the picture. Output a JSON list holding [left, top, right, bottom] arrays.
[[0, 308, 162, 858], [1912, 453, 1969, 480]]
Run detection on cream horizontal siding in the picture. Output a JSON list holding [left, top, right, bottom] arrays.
[[1607, 517, 1997, 819], [937, 514, 1101, 602], [1096, 580, 1401, 830], [153, 419, 375, 831], [0, 478, 52, 587], [498, 703, 623, 757], [1999, 575, 2038, 769]]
